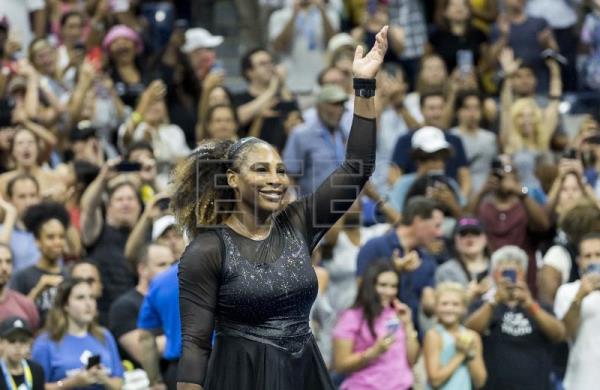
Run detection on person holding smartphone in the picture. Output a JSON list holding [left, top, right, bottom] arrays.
[[465, 245, 565, 390], [31, 278, 123, 389], [554, 232, 600, 390], [333, 261, 419, 390]]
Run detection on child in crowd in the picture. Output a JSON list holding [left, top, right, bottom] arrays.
[[424, 282, 487, 389]]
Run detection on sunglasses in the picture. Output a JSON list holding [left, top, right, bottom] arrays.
[[457, 229, 482, 237]]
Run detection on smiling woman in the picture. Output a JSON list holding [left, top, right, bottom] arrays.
[[170, 26, 389, 390]]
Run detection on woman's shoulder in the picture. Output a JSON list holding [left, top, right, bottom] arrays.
[[179, 230, 224, 272]]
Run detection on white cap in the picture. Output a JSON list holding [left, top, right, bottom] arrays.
[[152, 215, 176, 241], [327, 33, 356, 53], [181, 28, 224, 53], [411, 126, 451, 153]]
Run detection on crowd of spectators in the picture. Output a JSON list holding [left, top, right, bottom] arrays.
[[0, 0, 600, 389]]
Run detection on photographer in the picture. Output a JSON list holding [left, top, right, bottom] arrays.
[[465, 246, 565, 390], [554, 232, 600, 390], [469, 156, 550, 293]]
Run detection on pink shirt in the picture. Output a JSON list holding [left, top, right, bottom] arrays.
[[333, 306, 413, 390]]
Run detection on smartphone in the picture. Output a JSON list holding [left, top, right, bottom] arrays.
[[456, 50, 474, 76], [587, 263, 600, 275], [541, 49, 568, 66], [584, 134, 600, 145], [563, 149, 578, 160], [86, 355, 101, 369], [115, 161, 142, 172], [384, 318, 400, 337], [501, 269, 517, 283], [174, 19, 189, 31], [156, 197, 171, 211]]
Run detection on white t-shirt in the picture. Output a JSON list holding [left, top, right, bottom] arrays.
[[0, 0, 45, 53], [542, 245, 572, 284], [527, 0, 577, 29], [268, 5, 339, 94], [554, 281, 600, 390]]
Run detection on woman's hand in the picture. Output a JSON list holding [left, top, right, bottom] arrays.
[[352, 26, 388, 79], [365, 335, 395, 360], [392, 298, 413, 326]]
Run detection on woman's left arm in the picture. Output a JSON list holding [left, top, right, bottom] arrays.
[[467, 332, 487, 389], [303, 27, 387, 248]]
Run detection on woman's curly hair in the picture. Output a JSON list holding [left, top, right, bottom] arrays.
[[170, 137, 268, 238]]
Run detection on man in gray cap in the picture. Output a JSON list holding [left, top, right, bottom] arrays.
[[283, 84, 349, 196]]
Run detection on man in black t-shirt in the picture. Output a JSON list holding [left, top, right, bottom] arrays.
[[465, 246, 566, 390], [109, 243, 175, 368], [233, 48, 299, 151], [0, 317, 44, 390]]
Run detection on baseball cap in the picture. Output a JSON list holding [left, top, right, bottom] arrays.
[[152, 215, 176, 241], [181, 28, 223, 53], [327, 33, 356, 53], [0, 317, 32, 339], [411, 126, 450, 153], [453, 217, 484, 236], [69, 121, 97, 142], [316, 84, 348, 104]]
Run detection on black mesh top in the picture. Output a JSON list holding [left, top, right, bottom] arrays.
[[177, 115, 376, 386]]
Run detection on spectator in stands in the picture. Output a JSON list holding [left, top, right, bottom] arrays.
[[80, 163, 142, 324], [269, 0, 340, 94], [490, 0, 559, 93], [55, 11, 85, 79], [527, 0, 579, 91], [389, 126, 463, 217], [10, 202, 69, 319], [109, 243, 175, 368], [0, 0, 45, 51], [283, 84, 348, 196], [0, 128, 58, 198], [0, 175, 40, 272], [404, 54, 448, 124], [69, 261, 104, 324], [580, 1, 600, 91], [554, 232, 600, 390], [32, 278, 124, 389], [390, 91, 471, 197], [0, 316, 45, 390], [465, 246, 565, 390], [197, 104, 238, 142], [387, 0, 428, 86], [0, 106, 15, 174], [372, 63, 418, 193], [450, 92, 497, 195], [234, 48, 298, 151], [118, 80, 190, 190], [103, 24, 146, 108], [470, 158, 550, 293], [181, 28, 223, 88], [424, 282, 487, 389], [356, 196, 441, 331], [428, 0, 489, 75], [540, 203, 600, 306], [0, 244, 39, 329], [137, 261, 179, 389], [498, 48, 562, 189], [333, 261, 419, 390], [435, 217, 491, 302]]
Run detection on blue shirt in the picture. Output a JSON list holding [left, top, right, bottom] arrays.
[[0, 224, 40, 273], [388, 173, 464, 213], [137, 263, 181, 360], [356, 229, 436, 331], [31, 330, 124, 389], [390, 131, 468, 181], [283, 117, 349, 196]]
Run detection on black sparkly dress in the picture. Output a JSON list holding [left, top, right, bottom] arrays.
[[177, 115, 376, 389]]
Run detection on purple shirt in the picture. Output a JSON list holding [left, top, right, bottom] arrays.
[[333, 306, 413, 390]]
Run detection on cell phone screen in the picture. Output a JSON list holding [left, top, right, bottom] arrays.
[[501, 269, 517, 283], [87, 355, 101, 369], [115, 161, 142, 172]]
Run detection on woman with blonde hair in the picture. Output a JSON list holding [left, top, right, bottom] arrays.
[[424, 282, 486, 390]]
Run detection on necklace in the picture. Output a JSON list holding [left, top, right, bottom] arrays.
[[227, 215, 273, 241]]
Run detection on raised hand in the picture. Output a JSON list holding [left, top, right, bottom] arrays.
[[352, 26, 388, 79]]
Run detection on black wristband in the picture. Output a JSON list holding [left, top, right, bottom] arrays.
[[354, 78, 376, 98]]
